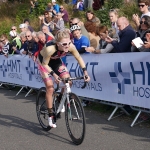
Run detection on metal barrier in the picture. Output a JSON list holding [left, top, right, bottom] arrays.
[[0, 82, 37, 97], [80, 97, 150, 127]]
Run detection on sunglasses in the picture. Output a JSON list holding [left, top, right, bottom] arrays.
[[26, 35, 31, 38], [11, 28, 16, 30], [44, 14, 48, 15], [140, 20, 148, 25], [138, 4, 145, 8], [60, 8, 63, 9], [72, 23, 78, 26], [0, 39, 5, 42], [59, 41, 71, 47]]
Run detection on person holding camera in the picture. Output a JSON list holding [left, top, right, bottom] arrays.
[[9, 31, 22, 55], [85, 25, 117, 54]]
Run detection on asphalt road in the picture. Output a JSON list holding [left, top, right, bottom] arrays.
[[0, 88, 150, 150]]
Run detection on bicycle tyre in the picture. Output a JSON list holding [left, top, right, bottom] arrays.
[[65, 92, 86, 145], [36, 87, 51, 131]]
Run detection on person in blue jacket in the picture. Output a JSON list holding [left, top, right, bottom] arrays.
[[52, 0, 60, 16]]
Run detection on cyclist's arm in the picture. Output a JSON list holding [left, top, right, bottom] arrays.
[[69, 44, 90, 81], [40, 45, 55, 73], [69, 43, 86, 70]]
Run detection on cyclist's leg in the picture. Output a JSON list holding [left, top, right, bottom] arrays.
[[44, 80, 57, 128], [37, 62, 56, 128], [53, 63, 71, 113]]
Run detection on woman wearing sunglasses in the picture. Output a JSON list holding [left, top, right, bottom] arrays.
[[131, 15, 150, 52], [37, 29, 90, 128], [0, 34, 11, 57]]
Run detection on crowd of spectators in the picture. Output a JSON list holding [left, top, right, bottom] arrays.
[[0, 0, 150, 109]]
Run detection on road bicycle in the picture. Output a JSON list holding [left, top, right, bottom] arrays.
[[36, 76, 87, 145]]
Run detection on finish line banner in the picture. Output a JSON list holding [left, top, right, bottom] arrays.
[[0, 53, 150, 109]]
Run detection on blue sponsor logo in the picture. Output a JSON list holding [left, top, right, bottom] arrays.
[[0, 61, 7, 77], [25, 60, 34, 81], [25, 60, 43, 82], [109, 62, 131, 94]]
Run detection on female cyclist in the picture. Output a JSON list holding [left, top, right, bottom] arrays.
[[37, 29, 90, 128]]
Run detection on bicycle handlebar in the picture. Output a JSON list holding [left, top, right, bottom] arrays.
[[55, 76, 87, 91]]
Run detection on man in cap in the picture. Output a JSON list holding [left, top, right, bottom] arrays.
[[19, 23, 28, 32]]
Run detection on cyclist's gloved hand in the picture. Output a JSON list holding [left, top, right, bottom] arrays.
[[84, 74, 90, 82], [53, 73, 61, 84]]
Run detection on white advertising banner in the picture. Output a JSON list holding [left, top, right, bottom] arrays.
[[66, 53, 150, 109], [0, 53, 150, 109], [0, 55, 44, 88]]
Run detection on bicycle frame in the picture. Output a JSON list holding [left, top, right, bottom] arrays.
[[55, 81, 81, 121], [55, 82, 71, 115]]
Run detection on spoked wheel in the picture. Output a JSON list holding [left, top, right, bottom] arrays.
[[36, 87, 51, 131], [65, 93, 86, 145]]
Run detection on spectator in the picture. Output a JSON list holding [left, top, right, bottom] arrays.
[[25, 31, 38, 57], [51, 0, 60, 16], [42, 25, 55, 39], [24, 18, 34, 32], [132, 0, 150, 29], [143, 32, 150, 48], [85, 25, 117, 53], [59, 5, 69, 25], [30, 0, 38, 14], [19, 32, 28, 55], [85, 10, 101, 27], [32, 32, 44, 59], [45, 2, 53, 12], [76, 0, 84, 11], [37, 31, 53, 45], [45, 2, 54, 17], [84, 22, 100, 49], [70, 25, 90, 54], [131, 15, 150, 52], [72, 18, 89, 39], [52, 12, 65, 35], [0, 34, 11, 56], [11, 25, 18, 34], [105, 17, 136, 53], [109, 9, 119, 35], [9, 30, 22, 55], [19, 23, 29, 32], [39, 11, 54, 32]]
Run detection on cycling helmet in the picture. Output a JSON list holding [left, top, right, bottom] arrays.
[[70, 25, 81, 33]]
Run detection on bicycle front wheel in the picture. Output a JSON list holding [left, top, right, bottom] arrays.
[[65, 93, 86, 145], [36, 87, 51, 131]]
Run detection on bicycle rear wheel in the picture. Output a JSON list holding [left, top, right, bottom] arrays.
[[65, 93, 86, 145], [36, 87, 51, 131]]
